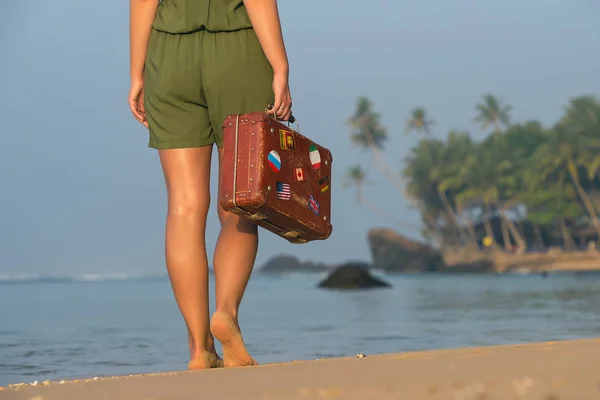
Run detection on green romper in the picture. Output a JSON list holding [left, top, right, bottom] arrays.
[[144, 0, 275, 149]]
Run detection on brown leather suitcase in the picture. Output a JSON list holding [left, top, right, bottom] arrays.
[[219, 111, 333, 244]]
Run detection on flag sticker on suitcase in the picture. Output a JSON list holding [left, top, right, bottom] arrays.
[[279, 129, 296, 150], [308, 195, 320, 215], [268, 150, 281, 172], [276, 182, 291, 200], [309, 144, 321, 169], [319, 176, 330, 193]]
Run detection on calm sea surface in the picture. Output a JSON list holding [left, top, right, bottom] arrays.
[[1, 271, 600, 385]]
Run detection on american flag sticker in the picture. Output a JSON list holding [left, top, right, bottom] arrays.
[[276, 182, 291, 200]]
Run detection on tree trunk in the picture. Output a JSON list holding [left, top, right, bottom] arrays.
[[468, 221, 478, 249], [355, 183, 363, 204], [501, 217, 512, 251], [482, 204, 496, 249], [534, 224, 545, 250], [518, 221, 527, 242], [559, 218, 575, 251], [362, 131, 405, 194], [423, 213, 444, 250], [437, 187, 470, 246], [503, 214, 527, 254], [568, 160, 600, 239]]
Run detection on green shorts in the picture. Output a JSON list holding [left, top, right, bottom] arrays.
[[143, 28, 274, 149]]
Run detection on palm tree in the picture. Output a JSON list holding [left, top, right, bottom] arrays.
[[452, 132, 526, 252], [404, 107, 435, 135], [403, 136, 473, 247], [559, 96, 600, 134], [477, 132, 528, 253], [454, 154, 501, 250], [474, 94, 512, 132], [435, 131, 479, 247], [530, 126, 600, 238], [348, 96, 403, 189], [558, 96, 600, 185], [342, 164, 368, 202], [522, 184, 583, 250], [348, 97, 388, 150]]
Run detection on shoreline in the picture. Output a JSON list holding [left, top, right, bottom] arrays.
[[3, 338, 600, 400], [443, 248, 600, 273]]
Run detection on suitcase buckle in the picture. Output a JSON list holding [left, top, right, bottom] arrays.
[[282, 230, 303, 238], [247, 212, 268, 221]]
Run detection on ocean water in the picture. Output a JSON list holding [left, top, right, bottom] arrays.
[[1, 271, 600, 386]]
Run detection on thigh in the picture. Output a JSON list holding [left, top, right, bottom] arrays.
[[144, 29, 215, 150], [159, 147, 214, 212], [201, 29, 275, 149]]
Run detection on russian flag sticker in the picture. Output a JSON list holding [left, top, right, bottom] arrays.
[[268, 150, 281, 172]]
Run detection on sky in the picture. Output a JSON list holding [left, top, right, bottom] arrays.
[[1, 0, 600, 277]]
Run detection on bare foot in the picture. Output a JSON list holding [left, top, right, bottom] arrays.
[[210, 311, 258, 367], [188, 350, 224, 370]]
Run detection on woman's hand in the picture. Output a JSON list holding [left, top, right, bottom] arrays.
[[270, 72, 292, 121], [129, 78, 148, 127]]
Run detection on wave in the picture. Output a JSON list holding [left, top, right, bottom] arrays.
[[0, 273, 170, 284]]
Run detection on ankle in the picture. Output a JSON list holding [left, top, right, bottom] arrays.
[[190, 347, 216, 360], [214, 307, 238, 320], [189, 337, 216, 356]]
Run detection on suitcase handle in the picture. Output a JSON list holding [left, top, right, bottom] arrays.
[[266, 104, 297, 124]]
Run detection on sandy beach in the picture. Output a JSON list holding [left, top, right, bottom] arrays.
[[2, 338, 599, 400]]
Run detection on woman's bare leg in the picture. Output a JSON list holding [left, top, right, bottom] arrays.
[[158, 146, 223, 370], [210, 148, 259, 367]]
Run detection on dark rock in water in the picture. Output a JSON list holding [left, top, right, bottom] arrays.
[[260, 254, 329, 274], [368, 228, 444, 272], [317, 262, 391, 290]]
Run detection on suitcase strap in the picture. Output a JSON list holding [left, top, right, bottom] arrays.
[[232, 114, 307, 244]]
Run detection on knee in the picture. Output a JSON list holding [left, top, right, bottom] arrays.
[[169, 194, 211, 220], [217, 208, 258, 234], [217, 207, 237, 226]]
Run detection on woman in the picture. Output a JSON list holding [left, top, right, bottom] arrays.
[[128, 0, 292, 369]]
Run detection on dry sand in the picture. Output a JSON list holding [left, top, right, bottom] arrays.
[[2, 338, 600, 400]]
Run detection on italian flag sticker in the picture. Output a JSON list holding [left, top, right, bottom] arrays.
[[309, 144, 321, 169]]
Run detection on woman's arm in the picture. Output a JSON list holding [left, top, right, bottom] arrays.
[[128, 0, 159, 126], [129, 0, 159, 81], [243, 0, 292, 121]]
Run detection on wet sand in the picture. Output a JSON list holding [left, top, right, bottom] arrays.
[[2, 338, 600, 400]]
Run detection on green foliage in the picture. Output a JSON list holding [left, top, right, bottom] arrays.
[[522, 185, 582, 225], [405, 107, 435, 135], [346, 93, 600, 249], [474, 93, 512, 132], [348, 97, 388, 150], [342, 164, 367, 193]]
